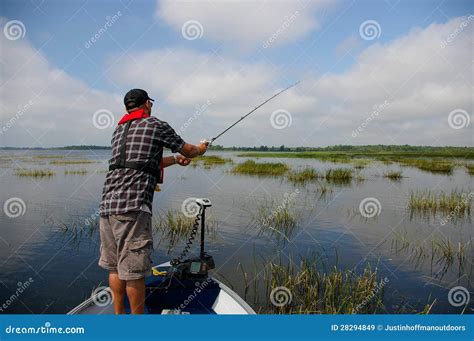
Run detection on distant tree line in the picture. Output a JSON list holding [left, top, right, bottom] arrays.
[[208, 144, 472, 152]]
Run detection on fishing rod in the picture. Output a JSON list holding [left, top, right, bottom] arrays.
[[202, 81, 299, 145]]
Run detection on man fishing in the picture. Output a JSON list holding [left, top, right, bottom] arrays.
[[98, 89, 208, 314]]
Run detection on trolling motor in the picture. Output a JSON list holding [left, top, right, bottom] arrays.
[[169, 198, 215, 280]]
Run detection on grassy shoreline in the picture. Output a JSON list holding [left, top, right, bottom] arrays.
[[237, 150, 473, 160]]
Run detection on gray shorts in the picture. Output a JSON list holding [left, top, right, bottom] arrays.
[[98, 211, 153, 281]]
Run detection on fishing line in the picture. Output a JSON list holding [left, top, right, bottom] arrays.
[[205, 81, 299, 144]]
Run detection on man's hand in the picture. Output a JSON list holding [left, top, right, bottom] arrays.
[[198, 141, 209, 155], [175, 155, 191, 166], [179, 141, 209, 158]]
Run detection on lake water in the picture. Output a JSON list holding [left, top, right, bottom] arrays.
[[0, 150, 472, 314]]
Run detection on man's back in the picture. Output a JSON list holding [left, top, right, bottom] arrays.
[[100, 116, 184, 216]]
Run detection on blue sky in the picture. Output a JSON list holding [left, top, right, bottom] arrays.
[[0, 0, 472, 147]]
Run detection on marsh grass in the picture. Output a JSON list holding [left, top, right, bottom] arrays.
[[391, 230, 410, 252], [255, 200, 299, 242], [237, 152, 351, 163], [321, 157, 351, 164], [353, 159, 371, 169], [192, 155, 233, 167], [399, 159, 454, 174], [154, 209, 217, 253], [287, 168, 319, 183], [33, 155, 65, 159], [465, 164, 474, 176], [50, 160, 96, 165], [324, 168, 352, 184], [15, 168, 55, 177], [408, 190, 472, 218], [263, 259, 385, 314], [384, 170, 403, 180], [237, 147, 472, 160], [391, 231, 471, 279], [231, 160, 289, 176], [316, 183, 334, 198], [51, 215, 99, 246], [65, 169, 88, 175]]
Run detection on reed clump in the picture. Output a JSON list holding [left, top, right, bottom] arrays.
[[287, 168, 320, 183], [50, 160, 96, 165], [231, 160, 289, 176], [384, 170, 403, 180], [408, 190, 472, 217], [391, 231, 471, 276], [33, 155, 65, 159], [256, 201, 298, 242], [399, 159, 454, 174], [15, 168, 55, 177], [264, 259, 385, 314], [353, 159, 371, 169], [317, 184, 334, 197], [154, 209, 217, 253], [324, 168, 353, 184], [465, 164, 474, 176], [65, 169, 88, 175], [193, 155, 233, 167]]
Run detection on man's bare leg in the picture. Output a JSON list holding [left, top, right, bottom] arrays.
[[109, 271, 126, 314], [126, 278, 146, 314]]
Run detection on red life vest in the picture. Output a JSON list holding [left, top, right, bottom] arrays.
[[109, 109, 164, 183]]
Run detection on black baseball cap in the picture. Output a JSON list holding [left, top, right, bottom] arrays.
[[124, 89, 154, 109]]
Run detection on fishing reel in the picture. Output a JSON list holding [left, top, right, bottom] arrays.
[[200, 139, 212, 146], [169, 198, 215, 280]]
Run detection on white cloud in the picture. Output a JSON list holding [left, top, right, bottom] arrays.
[[156, 0, 335, 50], [0, 29, 122, 147], [110, 16, 473, 147], [108, 47, 313, 144], [1, 15, 472, 148], [335, 35, 362, 57], [301, 16, 473, 146]]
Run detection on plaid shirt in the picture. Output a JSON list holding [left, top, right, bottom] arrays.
[[100, 116, 185, 216]]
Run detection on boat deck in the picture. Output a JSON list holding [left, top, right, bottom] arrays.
[[68, 266, 255, 315]]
